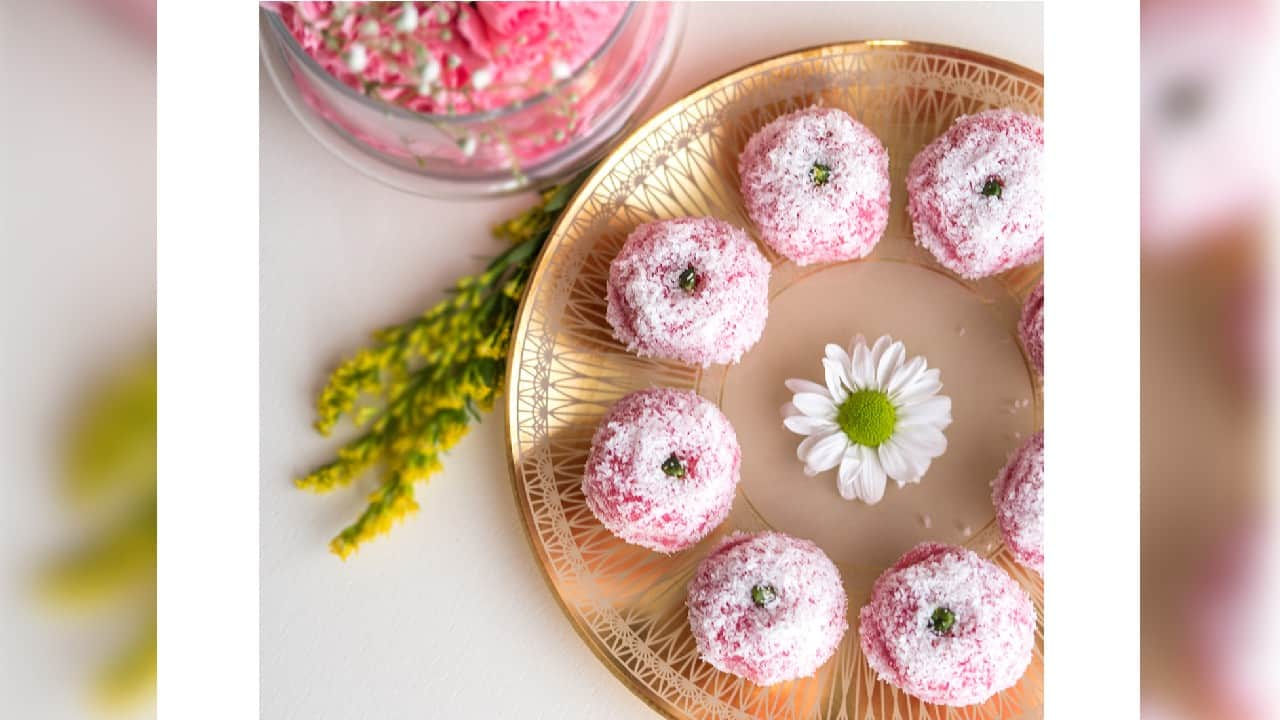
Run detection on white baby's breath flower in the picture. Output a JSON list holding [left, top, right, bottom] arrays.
[[418, 56, 441, 94], [396, 2, 419, 32], [782, 334, 952, 504], [342, 43, 370, 73], [470, 66, 494, 91], [551, 59, 572, 81]]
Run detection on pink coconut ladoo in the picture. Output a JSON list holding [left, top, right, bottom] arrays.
[[606, 217, 770, 367], [992, 431, 1045, 575], [739, 106, 891, 265], [859, 542, 1036, 706], [582, 387, 741, 553], [907, 109, 1044, 279], [1019, 281, 1045, 376], [686, 532, 848, 686]]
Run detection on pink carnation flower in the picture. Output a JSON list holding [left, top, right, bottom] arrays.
[[272, 1, 626, 115]]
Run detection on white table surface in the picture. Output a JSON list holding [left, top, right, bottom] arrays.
[[260, 4, 1043, 718]]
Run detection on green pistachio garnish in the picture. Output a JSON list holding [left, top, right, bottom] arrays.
[[677, 266, 699, 293], [661, 453, 686, 478], [811, 162, 832, 187], [981, 177, 1003, 198], [751, 584, 778, 607], [929, 606, 957, 635]]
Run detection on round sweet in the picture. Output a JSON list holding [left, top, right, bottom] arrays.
[[738, 106, 891, 265], [992, 431, 1044, 575], [858, 542, 1036, 706], [606, 217, 770, 367], [686, 532, 848, 685], [582, 387, 741, 553], [906, 109, 1044, 279], [1018, 281, 1044, 376]]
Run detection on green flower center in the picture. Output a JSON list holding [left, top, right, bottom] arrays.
[[929, 606, 956, 635], [661, 453, 686, 479], [677, 266, 699, 293], [751, 584, 777, 607], [981, 177, 1003, 198], [836, 389, 897, 447], [811, 162, 832, 187]]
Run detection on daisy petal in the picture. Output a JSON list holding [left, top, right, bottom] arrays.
[[869, 335, 893, 370], [885, 356, 927, 398], [824, 343, 851, 371], [911, 457, 932, 481], [851, 340, 875, 389], [877, 439, 917, 486], [894, 423, 948, 457], [785, 378, 827, 397], [797, 429, 839, 462], [853, 444, 887, 503], [826, 344, 854, 394], [894, 368, 943, 406], [876, 340, 906, 389], [847, 333, 867, 359], [783, 414, 838, 435], [836, 448, 861, 500], [822, 358, 850, 403], [899, 395, 952, 428], [804, 431, 849, 473], [792, 392, 837, 419]]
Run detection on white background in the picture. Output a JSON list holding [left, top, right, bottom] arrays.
[[2, 1, 155, 718], [259, 4, 1044, 718]]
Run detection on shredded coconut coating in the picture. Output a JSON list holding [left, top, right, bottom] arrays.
[[858, 543, 1036, 706], [1018, 281, 1045, 375], [992, 431, 1044, 575], [686, 531, 848, 686], [606, 218, 770, 367], [582, 388, 741, 553], [739, 106, 891, 266], [906, 109, 1044, 279]]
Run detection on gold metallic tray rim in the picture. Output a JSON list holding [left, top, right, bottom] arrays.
[[503, 39, 1044, 719]]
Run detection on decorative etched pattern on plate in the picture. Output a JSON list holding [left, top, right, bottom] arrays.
[[507, 42, 1044, 719]]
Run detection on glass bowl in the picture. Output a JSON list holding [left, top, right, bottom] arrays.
[[259, 3, 685, 197]]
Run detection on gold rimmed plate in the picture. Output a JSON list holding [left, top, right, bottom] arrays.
[[505, 40, 1043, 719]]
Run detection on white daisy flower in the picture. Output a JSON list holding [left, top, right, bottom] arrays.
[[782, 334, 952, 504]]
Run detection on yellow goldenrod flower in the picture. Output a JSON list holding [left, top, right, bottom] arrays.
[[303, 168, 593, 558], [42, 349, 157, 708]]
